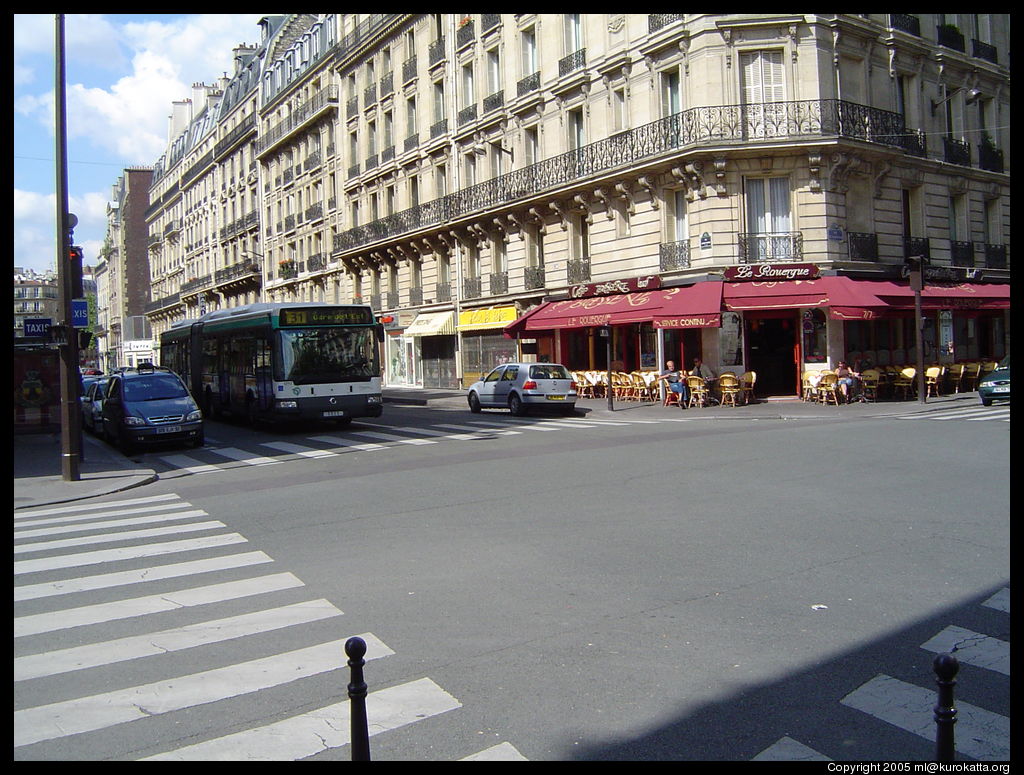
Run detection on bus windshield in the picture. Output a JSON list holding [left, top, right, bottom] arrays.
[[277, 327, 379, 384]]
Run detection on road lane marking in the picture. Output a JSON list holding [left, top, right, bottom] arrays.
[[14, 572, 305, 637], [14, 520, 226, 554], [158, 454, 222, 474], [307, 435, 385, 451], [14, 533, 249, 575], [143, 676, 458, 761], [920, 625, 1010, 675], [206, 447, 281, 466], [15, 501, 195, 529], [14, 509, 208, 540], [14, 493, 182, 520], [15, 599, 343, 681], [14, 634, 394, 749], [14, 551, 274, 601], [346, 430, 437, 445], [261, 441, 337, 458]]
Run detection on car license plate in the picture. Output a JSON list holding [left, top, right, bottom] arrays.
[[546, 394, 565, 401], [156, 425, 182, 434], [993, 386, 1009, 393], [323, 410, 347, 417]]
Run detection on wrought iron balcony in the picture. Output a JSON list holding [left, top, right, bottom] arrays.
[[524, 266, 546, 290], [402, 55, 417, 84], [456, 20, 475, 49], [847, 232, 879, 261], [435, 282, 452, 302], [648, 14, 683, 34], [888, 14, 920, 36], [972, 39, 998, 64], [942, 136, 971, 167], [903, 236, 931, 262], [458, 104, 478, 126], [659, 240, 691, 271], [489, 271, 508, 295], [979, 141, 1004, 173], [428, 37, 446, 66], [278, 261, 298, 280], [983, 243, 1006, 269], [950, 240, 974, 267], [738, 232, 804, 264], [559, 48, 586, 77], [936, 24, 965, 52], [463, 275, 482, 299], [517, 71, 540, 97], [409, 286, 424, 305], [483, 90, 504, 114], [567, 257, 591, 284], [334, 99, 913, 256]]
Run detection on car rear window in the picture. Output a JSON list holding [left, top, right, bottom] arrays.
[[124, 374, 189, 401], [530, 365, 570, 380]]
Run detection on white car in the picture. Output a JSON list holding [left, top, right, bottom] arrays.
[[467, 362, 578, 416]]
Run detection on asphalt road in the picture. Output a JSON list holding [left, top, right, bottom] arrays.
[[14, 404, 1010, 761]]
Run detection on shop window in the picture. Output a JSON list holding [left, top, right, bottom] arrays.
[[802, 308, 827, 363]]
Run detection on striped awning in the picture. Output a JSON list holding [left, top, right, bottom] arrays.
[[405, 311, 456, 336], [457, 306, 519, 331]]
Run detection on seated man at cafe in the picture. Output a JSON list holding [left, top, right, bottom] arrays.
[[690, 356, 718, 405], [835, 360, 861, 402], [655, 360, 689, 406]]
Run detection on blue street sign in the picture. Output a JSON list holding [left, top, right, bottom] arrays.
[[24, 318, 52, 337], [72, 299, 89, 328]]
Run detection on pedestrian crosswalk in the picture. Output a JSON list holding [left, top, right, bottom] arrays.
[[753, 587, 1011, 762], [150, 415, 686, 478], [879, 404, 1010, 423], [14, 493, 525, 761]]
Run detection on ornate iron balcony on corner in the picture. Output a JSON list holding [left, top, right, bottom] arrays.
[[738, 233, 804, 264], [659, 241, 690, 271], [489, 271, 508, 295], [567, 257, 592, 284], [524, 266, 546, 290]]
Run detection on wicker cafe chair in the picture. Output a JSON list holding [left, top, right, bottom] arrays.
[[961, 362, 982, 392], [801, 370, 821, 402], [817, 372, 842, 405], [686, 375, 709, 408], [718, 373, 742, 407], [944, 363, 965, 394], [740, 371, 757, 404], [925, 366, 943, 398], [859, 369, 881, 402], [893, 367, 916, 400]]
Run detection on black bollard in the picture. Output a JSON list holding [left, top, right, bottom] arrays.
[[933, 652, 960, 763], [346, 636, 371, 761]]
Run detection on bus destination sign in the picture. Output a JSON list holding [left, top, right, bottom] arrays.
[[278, 307, 375, 327]]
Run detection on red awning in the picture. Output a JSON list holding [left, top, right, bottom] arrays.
[[859, 280, 1010, 311], [722, 278, 832, 311], [504, 282, 723, 336]]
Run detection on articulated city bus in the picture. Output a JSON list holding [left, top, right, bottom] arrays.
[[160, 303, 383, 426]]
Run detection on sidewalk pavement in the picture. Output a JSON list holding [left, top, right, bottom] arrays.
[[14, 388, 980, 511]]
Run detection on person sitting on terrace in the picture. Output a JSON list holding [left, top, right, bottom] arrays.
[[655, 360, 689, 406]]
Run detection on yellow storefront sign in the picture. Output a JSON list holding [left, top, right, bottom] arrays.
[[457, 306, 518, 331]]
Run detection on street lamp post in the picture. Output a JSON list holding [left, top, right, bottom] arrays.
[[55, 14, 82, 480], [908, 256, 927, 404]]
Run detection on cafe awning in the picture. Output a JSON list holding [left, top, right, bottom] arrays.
[[504, 282, 723, 336], [723, 278, 833, 311], [858, 280, 1010, 311], [405, 310, 456, 336], [457, 306, 519, 331]]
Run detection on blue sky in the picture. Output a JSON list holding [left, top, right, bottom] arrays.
[[13, 13, 265, 273]]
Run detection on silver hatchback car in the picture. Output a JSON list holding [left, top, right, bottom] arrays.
[[467, 362, 578, 416]]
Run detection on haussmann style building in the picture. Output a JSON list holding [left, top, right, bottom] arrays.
[[141, 13, 1010, 397]]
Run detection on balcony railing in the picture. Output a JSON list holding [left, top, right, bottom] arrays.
[[648, 14, 684, 34], [936, 24, 965, 52], [402, 55, 417, 84], [463, 275, 482, 299], [889, 14, 920, 36], [559, 48, 586, 77], [567, 257, 591, 284], [847, 232, 879, 261], [428, 37, 446, 66], [903, 236, 931, 262], [950, 240, 974, 267], [978, 141, 1004, 173], [517, 71, 541, 97], [942, 136, 971, 166], [489, 271, 508, 295], [524, 266, 546, 290], [738, 233, 803, 263], [983, 243, 1007, 269], [659, 240, 691, 271], [334, 99, 913, 255], [972, 39, 998, 64], [409, 286, 423, 305], [435, 281, 452, 302]]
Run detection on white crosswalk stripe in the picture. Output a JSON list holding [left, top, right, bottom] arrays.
[[206, 446, 282, 466], [346, 429, 437, 445], [885, 404, 1010, 422], [754, 587, 1010, 761], [14, 493, 524, 761], [261, 440, 338, 458]]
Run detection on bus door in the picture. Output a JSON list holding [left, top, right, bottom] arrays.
[[254, 336, 273, 411]]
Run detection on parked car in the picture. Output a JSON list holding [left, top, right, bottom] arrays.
[[467, 362, 578, 416], [978, 355, 1010, 406], [101, 364, 204, 453], [80, 376, 109, 434]]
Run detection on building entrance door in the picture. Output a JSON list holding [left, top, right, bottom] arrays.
[[745, 313, 799, 396]]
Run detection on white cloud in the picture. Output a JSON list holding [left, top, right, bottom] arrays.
[[14, 188, 111, 271]]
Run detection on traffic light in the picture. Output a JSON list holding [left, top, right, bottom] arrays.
[[78, 329, 93, 349], [904, 254, 930, 270], [68, 245, 84, 297]]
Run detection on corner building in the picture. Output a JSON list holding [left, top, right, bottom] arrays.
[[146, 14, 1011, 396]]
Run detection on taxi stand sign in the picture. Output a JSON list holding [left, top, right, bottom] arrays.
[[71, 298, 89, 328]]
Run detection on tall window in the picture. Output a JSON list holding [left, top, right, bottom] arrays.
[[433, 80, 445, 123], [567, 108, 584, 151], [661, 70, 681, 117], [406, 96, 417, 139], [521, 26, 538, 77], [741, 51, 785, 138], [461, 62, 475, 109], [671, 190, 688, 242], [612, 87, 627, 132], [487, 48, 501, 95], [524, 126, 539, 166], [564, 13, 582, 54], [746, 177, 792, 260]]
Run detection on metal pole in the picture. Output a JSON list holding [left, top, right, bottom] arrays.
[[604, 327, 613, 411], [914, 280, 926, 404], [933, 652, 960, 762], [54, 14, 81, 481], [345, 637, 371, 761]]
